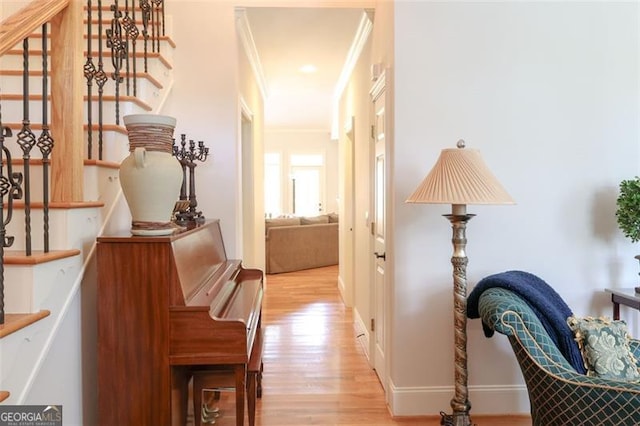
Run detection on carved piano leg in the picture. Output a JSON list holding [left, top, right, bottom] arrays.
[[257, 361, 263, 398], [234, 365, 246, 426], [247, 330, 265, 426], [247, 373, 256, 426], [171, 366, 190, 426]]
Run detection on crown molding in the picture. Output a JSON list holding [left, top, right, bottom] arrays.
[[331, 10, 373, 139], [235, 7, 268, 101]]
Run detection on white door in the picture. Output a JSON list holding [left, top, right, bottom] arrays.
[[370, 71, 388, 389], [291, 165, 323, 216]]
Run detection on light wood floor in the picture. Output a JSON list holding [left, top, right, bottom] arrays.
[[192, 265, 531, 425]]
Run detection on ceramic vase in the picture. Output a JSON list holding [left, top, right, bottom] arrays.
[[120, 114, 182, 236]]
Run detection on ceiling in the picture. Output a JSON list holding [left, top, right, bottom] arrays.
[[243, 7, 366, 132]]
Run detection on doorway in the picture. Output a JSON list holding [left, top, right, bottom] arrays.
[[237, 2, 387, 396]]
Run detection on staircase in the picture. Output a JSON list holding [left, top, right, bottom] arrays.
[[0, 0, 175, 422]]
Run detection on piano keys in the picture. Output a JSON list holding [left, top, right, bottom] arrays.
[[96, 220, 264, 425]]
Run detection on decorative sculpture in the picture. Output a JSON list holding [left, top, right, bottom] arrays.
[[172, 134, 209, 225]]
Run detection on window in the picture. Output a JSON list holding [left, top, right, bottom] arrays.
[[264, 152, 281, 218]]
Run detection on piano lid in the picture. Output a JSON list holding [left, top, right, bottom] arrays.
[[171, 220, 229, 303]]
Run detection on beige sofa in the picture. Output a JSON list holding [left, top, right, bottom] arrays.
[[265, 214, 338, 274]]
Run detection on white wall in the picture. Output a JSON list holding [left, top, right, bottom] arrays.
[[237, 13, 266, 271], [338, 33, 373, 347], [392, 1, 639, 415], [163, 0, 241, 256], [264, 130, 339, 216]]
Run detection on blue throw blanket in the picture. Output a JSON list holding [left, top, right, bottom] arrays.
[[467, 270, 586, 374]]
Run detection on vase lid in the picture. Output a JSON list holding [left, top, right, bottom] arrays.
[[123, 114, 177, 127]]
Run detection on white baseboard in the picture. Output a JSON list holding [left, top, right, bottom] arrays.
[[338, 274, 347, 303], [388, 381, 530, 416], [352, 308, 371, 361]]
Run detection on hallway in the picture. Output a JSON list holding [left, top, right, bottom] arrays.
[[257, 265, 407, 425]]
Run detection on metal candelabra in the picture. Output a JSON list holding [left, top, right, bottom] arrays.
[[172, 133, 209, 225]]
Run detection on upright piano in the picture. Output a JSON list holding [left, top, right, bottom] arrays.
[[96, 220, 264, 425]]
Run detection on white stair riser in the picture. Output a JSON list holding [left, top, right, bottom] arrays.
[[84, 163, 124, 205], [0, 135, 126, 203], [0, 129, 129, 164], [5, 207, 102, 253], [84, 128, 129, 163], [4, 255, 81, 314], [0, 67, 168, 92], [1, 130, 126, 157]]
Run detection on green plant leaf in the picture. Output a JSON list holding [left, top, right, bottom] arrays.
[[616, 177, 640, 243]]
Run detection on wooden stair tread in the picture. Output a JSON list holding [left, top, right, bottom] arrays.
[[0, 70, 163, 89], [0, 95, 152, 111], [4, 249, 81, 265], [5, 49, 173, 70], [88, 34, 177, 49], [0, 122, 129, 135], [25, 31, 177, 49], [85, 122, 126, 134], [85, 159, 121, 169], [7, 201, 104, 210], [0, 391, 9, 403], [3, 159, 119, 168], [0, 310, 50, 338]]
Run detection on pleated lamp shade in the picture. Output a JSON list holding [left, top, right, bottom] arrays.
[[406, 140, 514, 205]]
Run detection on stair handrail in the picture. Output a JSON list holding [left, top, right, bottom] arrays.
[[0, 0, 70, 56]]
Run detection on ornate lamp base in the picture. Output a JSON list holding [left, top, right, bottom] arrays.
[[441, 206, 475, 426], [440, 411, 473, 426]]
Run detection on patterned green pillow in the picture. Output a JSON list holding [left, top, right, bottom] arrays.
[[567, 316, 640, 381]]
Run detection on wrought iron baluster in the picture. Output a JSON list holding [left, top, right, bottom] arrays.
[[107, 0, 127, 126], [140, 0, 151, 73], [0, 99, 6, 325], [96, 0, 108, 161], [0, 117, 23, 325], [131, 0, 138, 96], [84, 0, 96, 160], [122, 0, 140, 97], [152, 0, 162, 54], [150, 0, 157, 53], [38, 24, 54, 253], [123, 0, 130, 96], [17, 38, 36, 256], [161, 0, 165, 36]]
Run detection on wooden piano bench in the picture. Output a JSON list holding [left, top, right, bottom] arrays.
[[192, 329, 264, 426]]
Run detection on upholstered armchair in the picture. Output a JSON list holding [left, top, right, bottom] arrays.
[[473, 285, 640, 425]]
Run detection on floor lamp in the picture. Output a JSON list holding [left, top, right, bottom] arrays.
[[406, 140, 514, 426]]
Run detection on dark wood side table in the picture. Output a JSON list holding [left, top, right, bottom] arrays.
[[605, 288, 640, 320]]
